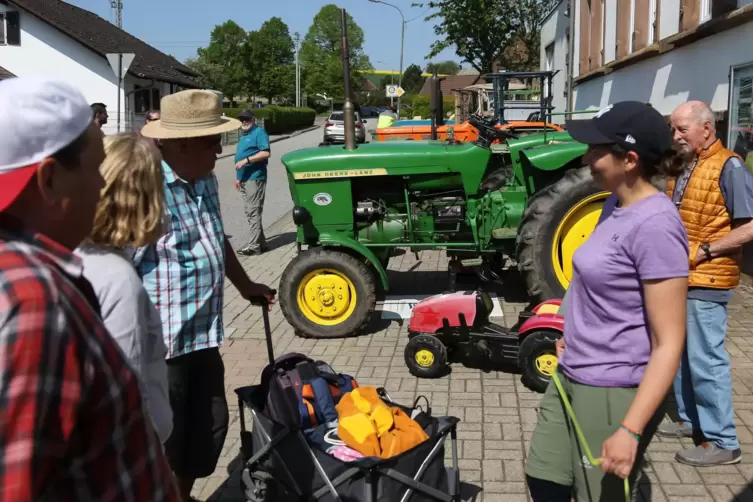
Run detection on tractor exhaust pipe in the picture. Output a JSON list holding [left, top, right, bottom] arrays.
[[340, 8, 357, 151]]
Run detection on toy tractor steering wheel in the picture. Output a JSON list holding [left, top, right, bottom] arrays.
[[469, 115, 520, 147]]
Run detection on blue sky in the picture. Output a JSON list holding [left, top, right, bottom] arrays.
[[69, 0, 462, 71]]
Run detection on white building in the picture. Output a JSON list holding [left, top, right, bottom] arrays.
[[540, 0, 571, 123], [540, 0, 753, 159], [0, 0, 201, 134]]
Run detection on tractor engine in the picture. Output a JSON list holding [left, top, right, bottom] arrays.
[[353, 188, 471, 245]]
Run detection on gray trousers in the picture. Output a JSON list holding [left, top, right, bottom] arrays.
[[239, 180, 266, 251]]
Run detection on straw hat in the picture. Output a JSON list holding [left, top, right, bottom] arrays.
[[141, 89, 241, 139]]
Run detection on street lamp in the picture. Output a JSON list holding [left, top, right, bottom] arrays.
[[368, 0, 404, 118]]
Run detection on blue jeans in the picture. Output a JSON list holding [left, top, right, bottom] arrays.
[[673, 299, 739, 450]]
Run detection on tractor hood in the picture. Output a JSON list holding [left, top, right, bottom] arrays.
[[282, 141, 490, 176], [506, 130, 574, 150]]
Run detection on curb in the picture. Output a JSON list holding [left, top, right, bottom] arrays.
[[217, 124, 322, 160]]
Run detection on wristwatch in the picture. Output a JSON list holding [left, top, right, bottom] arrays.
[[700, 243, 713, 261]]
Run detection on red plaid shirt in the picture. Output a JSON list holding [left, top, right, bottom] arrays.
[[0, 230, 179, 501]]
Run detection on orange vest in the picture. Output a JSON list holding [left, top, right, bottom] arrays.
[[665, 140, 742, 289]]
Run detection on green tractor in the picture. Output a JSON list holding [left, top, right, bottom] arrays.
[[277, 11, 606, 339]]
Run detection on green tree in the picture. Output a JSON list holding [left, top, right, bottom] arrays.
[[415, 0, 556, 73], [245, 17, 296, 103], [191, 20, 249, 104], [402, 64, 425, 94], [425, 60, 461, 75], [299, 4, 372, 101]]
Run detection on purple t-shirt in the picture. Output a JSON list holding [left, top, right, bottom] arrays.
[[559, 193, 689, 387]]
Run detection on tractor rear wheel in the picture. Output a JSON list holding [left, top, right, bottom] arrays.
[[516, 166, 609, 301], [279, 248, 377, 338]]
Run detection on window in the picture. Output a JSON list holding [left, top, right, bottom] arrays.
[[700, 0, 712, 22], [648, 0, 658, 44], [133, 86, 161, 114], [544, 43, 554, 99], [0, 11, 20, 45], [728, 63, 753, 166], [629, 0, 635, 52]]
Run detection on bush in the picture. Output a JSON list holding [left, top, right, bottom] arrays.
[[411, 96, 455, 119], [223, 105, 316, 135]]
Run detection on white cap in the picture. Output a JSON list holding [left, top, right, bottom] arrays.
[[0, 77, 92, 174]]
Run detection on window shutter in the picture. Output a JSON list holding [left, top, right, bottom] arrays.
[[6, 11, 20, 46]]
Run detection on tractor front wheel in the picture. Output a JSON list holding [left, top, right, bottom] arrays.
[[279, 248, 377, 338], [518, 330, 562, 393], [516, 166, 609, 301]]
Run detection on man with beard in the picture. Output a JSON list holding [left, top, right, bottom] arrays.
[[91, 102, 108, 135], [234, 109, 271, 256], [657, 100, 753, 467]]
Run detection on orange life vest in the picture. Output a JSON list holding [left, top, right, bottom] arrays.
[[665, 139, 742, 289]]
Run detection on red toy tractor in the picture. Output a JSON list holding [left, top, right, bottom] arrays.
[[404, 290, 564, 393]]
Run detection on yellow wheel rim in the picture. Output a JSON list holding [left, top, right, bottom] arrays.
[[296, 268, 357, 326], [535, 354, 559, 377], [551, 192, 610, 290], [415, 349, 435, 368]]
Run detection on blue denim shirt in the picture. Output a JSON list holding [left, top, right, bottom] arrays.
[[235, 125, 270, 182]]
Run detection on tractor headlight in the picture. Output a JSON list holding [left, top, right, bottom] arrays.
[[292, 206, 311, 225]]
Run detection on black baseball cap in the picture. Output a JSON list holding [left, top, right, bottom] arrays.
[[238, 109, 255, 120], [566, 101, 671, 163]]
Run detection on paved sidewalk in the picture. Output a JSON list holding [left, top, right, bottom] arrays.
[[192, 213, 753, 502]]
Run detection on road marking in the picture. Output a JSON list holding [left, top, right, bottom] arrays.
[[376, 293, 505, 320]]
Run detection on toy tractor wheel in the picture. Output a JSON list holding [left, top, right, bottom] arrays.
[[279, 248, 377, 338], [404, 334, 448, 378], [518, 330, 561, 393], [517, 166, 610, 301]]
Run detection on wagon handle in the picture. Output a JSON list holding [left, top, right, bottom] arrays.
[[249, 290, 277, 365]]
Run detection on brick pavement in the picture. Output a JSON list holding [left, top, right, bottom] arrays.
[[191, 213, 753, 502]]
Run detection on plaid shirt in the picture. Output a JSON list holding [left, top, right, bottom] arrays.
[[0, 230, 177, 502], [133, 161, 226, 359]]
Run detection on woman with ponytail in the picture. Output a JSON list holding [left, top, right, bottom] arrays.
[[525, 101, 690, 501]]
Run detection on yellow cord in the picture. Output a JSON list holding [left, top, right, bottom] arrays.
[[550, 372, 631, 502]]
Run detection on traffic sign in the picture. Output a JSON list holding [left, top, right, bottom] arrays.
[[106, 53, 135, 81], [386, 85, 405, 98]]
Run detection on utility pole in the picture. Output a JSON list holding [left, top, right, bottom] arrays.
[[110, 0, 123, 28], [368, 1, 404, 117], [294, 32, 301, 108]]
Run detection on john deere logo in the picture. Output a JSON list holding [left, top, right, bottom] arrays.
[[313, 193, 333, 206]]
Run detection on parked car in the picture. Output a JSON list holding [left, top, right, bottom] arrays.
[[323, 111, 367, 144]]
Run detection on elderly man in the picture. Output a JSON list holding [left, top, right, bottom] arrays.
[[138, 91, 276, 500], [657, 100, 753, 467], [234, 108, 271, 255], [0, 77, 178, 499]]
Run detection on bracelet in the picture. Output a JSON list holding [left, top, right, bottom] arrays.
[[620, 423, 642, 442]]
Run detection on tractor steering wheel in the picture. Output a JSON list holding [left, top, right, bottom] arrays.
[[469, 115, 520, 147]]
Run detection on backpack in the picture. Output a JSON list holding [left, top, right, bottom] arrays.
[[260, 353, 358, 429]]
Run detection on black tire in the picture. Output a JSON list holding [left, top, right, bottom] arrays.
[[518, 330, 562, 393], [279, 248, 377, 338], [404, 334, 448, 378], [516, 166, 608, 301]]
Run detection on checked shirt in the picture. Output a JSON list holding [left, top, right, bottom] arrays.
[[0, 230, 178, 502], [133, 161, 227, 359]]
